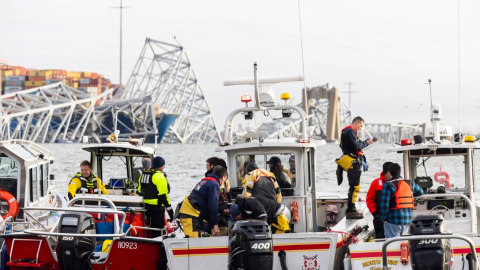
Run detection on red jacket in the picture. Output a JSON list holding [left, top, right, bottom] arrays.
[[366, 172, 386, 214]]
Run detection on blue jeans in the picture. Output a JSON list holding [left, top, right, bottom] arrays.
[[384, 222, 408, 238]]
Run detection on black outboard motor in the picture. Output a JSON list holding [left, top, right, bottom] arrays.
[[57, 212, 97, 270], [409, 215, 452, 270], [228, 220, 273, 270]]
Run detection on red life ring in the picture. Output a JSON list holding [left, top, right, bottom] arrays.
[[434, 162, 451, 189], [0, 191, 19, 220]]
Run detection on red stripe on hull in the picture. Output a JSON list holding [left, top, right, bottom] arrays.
[[273, 243, 330, 252], [350, 251, 401, 259]]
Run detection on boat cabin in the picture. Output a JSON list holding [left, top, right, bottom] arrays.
[[388, 141, 480, 235], [0, 140, 57, 220]]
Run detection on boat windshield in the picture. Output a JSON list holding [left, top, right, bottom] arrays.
[[236, 153, 296, 188], [415, 155, 466, 191], [0, 154, 18, 178], [101, 155, 148, 186]]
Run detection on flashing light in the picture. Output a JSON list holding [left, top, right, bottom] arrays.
[[401, 138, 412, 146], [241, 95, 252, 104], [219, 142, 230, 147], [464, 135, 476, 142], [297, 138, 310, 143], [280, 93, 291, 100]]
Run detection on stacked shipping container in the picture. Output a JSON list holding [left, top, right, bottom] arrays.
[[0, 64, 115, 95]]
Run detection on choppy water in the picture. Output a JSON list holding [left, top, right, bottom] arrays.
[[45, 143, 480, 207]]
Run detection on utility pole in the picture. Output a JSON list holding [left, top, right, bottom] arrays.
[[341, 82, 359, 108], [111, 0, 132, 86]]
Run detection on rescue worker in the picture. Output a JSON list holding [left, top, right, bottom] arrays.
[[130, 157, 151, 189], [267, 156, 291, 188], [336, 116, 374, 219], [229, 196, 268, 222], [205, 157, 221, 176], [380, 163, 423, 238], [243, 163, 290, 233], [179, 166, 228, 237], [215, 158, 230, 236], [138, 156, 173, 238], [284, 156, 296, 187], [68, 160, 108, 200], [366, 161, 393, 238]]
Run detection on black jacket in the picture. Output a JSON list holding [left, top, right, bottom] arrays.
[[340, 126, 369, 156]]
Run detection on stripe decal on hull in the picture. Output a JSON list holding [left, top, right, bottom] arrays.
[[172, 242, 331, 257]]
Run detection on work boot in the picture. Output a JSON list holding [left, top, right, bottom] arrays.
[[346, 210, 364, 220]]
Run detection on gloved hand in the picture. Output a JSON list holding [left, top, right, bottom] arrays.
[[362, 159, 369, 172], [167, 207, 175, 221]]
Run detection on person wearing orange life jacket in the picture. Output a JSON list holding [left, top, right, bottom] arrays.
[[366, 162, 393, 238], [380, 163, 423, 238], [337, 116, 374, 219], [68, 160, 108, 200]]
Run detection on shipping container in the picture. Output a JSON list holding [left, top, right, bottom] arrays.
[[45, 79, 66, 85], [28, 70, 53, 77], [4, 86, 23, 93], [67, 82, 79, 89], [25, 81, 46, 87], [82, 72, 92, 78], [80, 78, 90, 84], [1, 70, 13, 79], [5, 80, 25, 86], [5, 76, 26, 81]]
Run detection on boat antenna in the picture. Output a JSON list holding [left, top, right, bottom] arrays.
[[428, 79, 433, 114], [297, 0, 308, 118], [457, 0, 462, 133]]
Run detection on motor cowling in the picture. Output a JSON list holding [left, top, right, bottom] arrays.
[[409, 215, 451, 270], [57, 212, 96, 270], [228, 220, 273, 270]]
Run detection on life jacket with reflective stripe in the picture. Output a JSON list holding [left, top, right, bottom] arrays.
[[75, 173, 101, 194], [389, 179, 414, 209], [139, 169, 160, 200]]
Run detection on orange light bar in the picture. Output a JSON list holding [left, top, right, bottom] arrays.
[[241, 95, 252, 103], [298, 138, 310, 143]]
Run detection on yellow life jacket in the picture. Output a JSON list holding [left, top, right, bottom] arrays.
[[335, 154, 356, 171]]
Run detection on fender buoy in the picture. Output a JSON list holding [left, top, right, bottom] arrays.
[[434, 162, 451, 189], [0, 191, 19, 220], [400, 242, 409, 265], [291, 201, 299, 222]]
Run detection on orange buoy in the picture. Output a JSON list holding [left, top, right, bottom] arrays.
[[0, 191, 19, 220], [434, 162, 451, 189], [400, 242, 409, 265], [291, 201, 299, 222]]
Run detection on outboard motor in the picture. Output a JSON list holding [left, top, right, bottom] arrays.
[[228, 220, 273, 270], [409, 214, 451, 270], [57, 212, 96, 270]]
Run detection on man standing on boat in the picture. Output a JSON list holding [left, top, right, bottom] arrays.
[[366, 161, 393, 238], [138, 156, 174, 238], [68, 160, 108, 200], [380, 163, 423, 238], [178, 166, 228, 237], [337, 116, 374, 219]]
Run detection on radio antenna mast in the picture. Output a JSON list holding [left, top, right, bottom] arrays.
[[111, 0, 133, 86]]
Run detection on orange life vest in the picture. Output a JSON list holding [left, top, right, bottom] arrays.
[[389, 179, 414, 209]]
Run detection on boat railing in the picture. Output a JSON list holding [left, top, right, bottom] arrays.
[[415, 193, 476, 234], [124, 226, 168, 238], [381, 234, 478, 270]]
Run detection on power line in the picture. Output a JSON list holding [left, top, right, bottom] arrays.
[[111, 0, 133, 86], [340, 82, 359, 109]]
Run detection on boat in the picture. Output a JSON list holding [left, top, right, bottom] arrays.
[[0, 63, 374, 270], [344, 102, 480, 270]]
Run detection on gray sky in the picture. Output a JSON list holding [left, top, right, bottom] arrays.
[[1, 0, 479, 134]]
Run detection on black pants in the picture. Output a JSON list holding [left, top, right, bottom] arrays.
[[145, 204, 165, 238], [347, 166, 361, 212], [373, 215, 385, 238]]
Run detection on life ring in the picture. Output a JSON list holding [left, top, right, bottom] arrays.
[[0, 191, 19, 219], [434, 162, 451, 189]]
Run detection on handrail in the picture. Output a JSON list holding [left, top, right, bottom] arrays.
[[23, 229, 126, 238], [125, 226, 167, 236], [25, 206, 126, 234], [415, 193, 476, 234], [67, 197, 118, 210], [381, 234, 478, 270]]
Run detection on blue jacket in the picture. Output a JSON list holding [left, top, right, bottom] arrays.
[[340, 126, 369, 156], [191, 173, 220, 226], [380, 176, 424, 225]]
